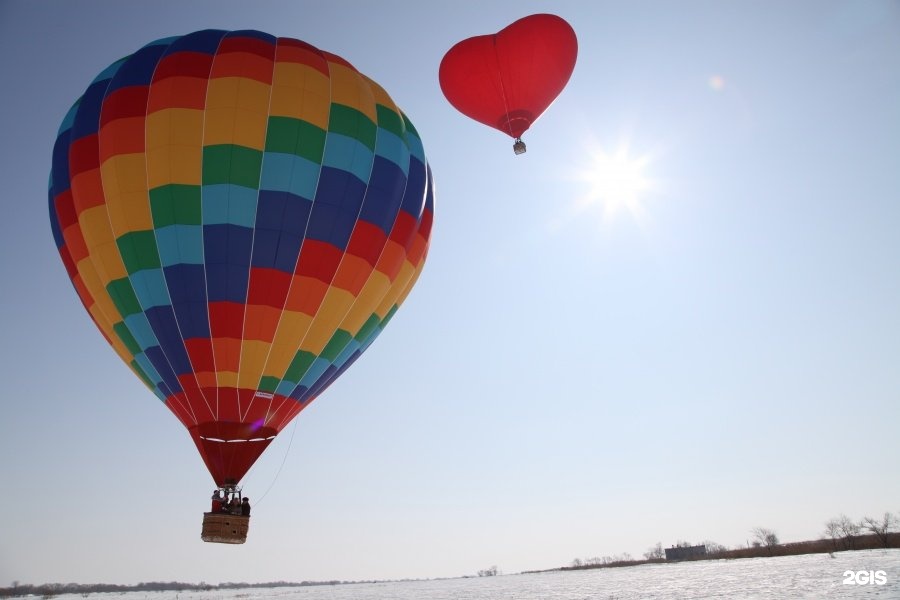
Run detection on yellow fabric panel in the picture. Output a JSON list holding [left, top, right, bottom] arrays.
[[301, 287, 355, 354], [147, 145, 203, 188], [79, 205, 116, 263], [86, 302, 131, 360], [269, 63, 330, 128], [237, 339, 271, 389], [194, 371, 218, 389], [100, 154, 153, 234], [146, 108, 204, 148], [146, 108, 203, 187], [216, 370, 239, 388], [373, 260, 416, 318], [338, 270, 391, 334], [77, 256, 123, 325], [264, 311, 313, 375], [362, 75, 400, 115], [327, 62, 377, 122], [92, 238, 128, 284], [203, 78, 271, 149], [394, 259, 427, 308]]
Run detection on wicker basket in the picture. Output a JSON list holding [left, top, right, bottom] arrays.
[[201, 512, 250, 544]]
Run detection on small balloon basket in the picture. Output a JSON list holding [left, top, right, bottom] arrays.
[[201, 512, 250, 544]]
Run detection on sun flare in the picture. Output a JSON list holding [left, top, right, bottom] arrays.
[[574, 142, 656, 223]]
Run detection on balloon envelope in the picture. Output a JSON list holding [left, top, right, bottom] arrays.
[[439, 14, 577, 140], [49, 30, 434, 485]]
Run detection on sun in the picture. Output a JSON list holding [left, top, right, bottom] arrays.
[[573, 142, 656, 223]]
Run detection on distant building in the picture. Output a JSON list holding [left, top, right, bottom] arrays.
[[665, 544, 707, 561]]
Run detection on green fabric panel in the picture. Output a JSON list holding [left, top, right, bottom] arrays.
[[149, 184, 202, 227], [202, 145, 263, 188], [321, 330, 352, 362], [401, 113, 419, 137], [380, 305, 399, 328], [114, 322, 142, 355], [259, 376, 280, 394], [376, 104, 404, 138], [284, 350, 316, 382], [265, 116, 326, 163], [117, 231, 160, 273], [130, 359, 156, 390], [329, 104, 376, 151], [107, 278, 142, 317], [355, 314, 381, 342]]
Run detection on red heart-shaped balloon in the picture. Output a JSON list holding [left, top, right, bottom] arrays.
[[439, 14, 577, 141]]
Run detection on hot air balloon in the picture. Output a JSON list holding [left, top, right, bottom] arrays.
[[48, 29, 434, 543], [439, 14, 577, 154]]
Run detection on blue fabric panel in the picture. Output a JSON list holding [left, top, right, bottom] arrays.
[[227, 30, 277, 44], [358, 156, 406, 234], [251, 192, 307, 272], [203, 224, 252, 265], [374, 129, 410, 175], [71, 79, 109, 140], [144, 305, 193, 376], [156, 224, 204, 266], [57, 100, 80, 138], [297, 357, 331, 389], [250, 228, 280, 269], [163, 263, 207, 304], [289, 385, 308, 401], [203, 224, 252, 303], [123, 313, 158, 351], [399, 156, 427, 217], [273, 232, 303, 273], [305, 166, 366, 248], [94, 57, 128, 85], [144, 344, 184, 394], [276, 380, 296, 397], [322, 133, 373, 184], [106, 42, 170, 95], [204, 262, 250, 304], [134, 352, 164, 385], [50, 134, 71, 199], [162, 29, 226, 56], [403, 118, 426, 164], [259, 152, 319, 199], [256, 190, 312, 235], [172, 300, 211, 340], [202, 184, 259, 227], [130, 268, 171, 309]]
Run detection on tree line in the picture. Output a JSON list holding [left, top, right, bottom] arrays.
[[0, 579, 351, 598], [558, 511, 899, 571]]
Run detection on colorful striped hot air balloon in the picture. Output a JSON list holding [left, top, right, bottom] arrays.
[[48, 30, 434, 501]]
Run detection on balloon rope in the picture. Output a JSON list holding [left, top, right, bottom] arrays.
[[253, 417, 299, 507]]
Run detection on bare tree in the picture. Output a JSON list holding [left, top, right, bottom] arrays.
[[751, 527, 779, 551], [861, 512, 898, 548], [702, 540, 728, 556], [644, 542, 664, 560], [838, 514, 861, 550], [477, 566, 499, 577], [823, 518, 842, 550]]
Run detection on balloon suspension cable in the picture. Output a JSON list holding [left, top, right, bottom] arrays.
[[252, 416, 299, 508], [513, 138, 526, 155]]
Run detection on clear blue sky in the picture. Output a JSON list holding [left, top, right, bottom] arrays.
[[1, 0, 899, 586]]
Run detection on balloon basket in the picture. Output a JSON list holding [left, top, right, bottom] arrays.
[[201, 512, 250, 544]]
